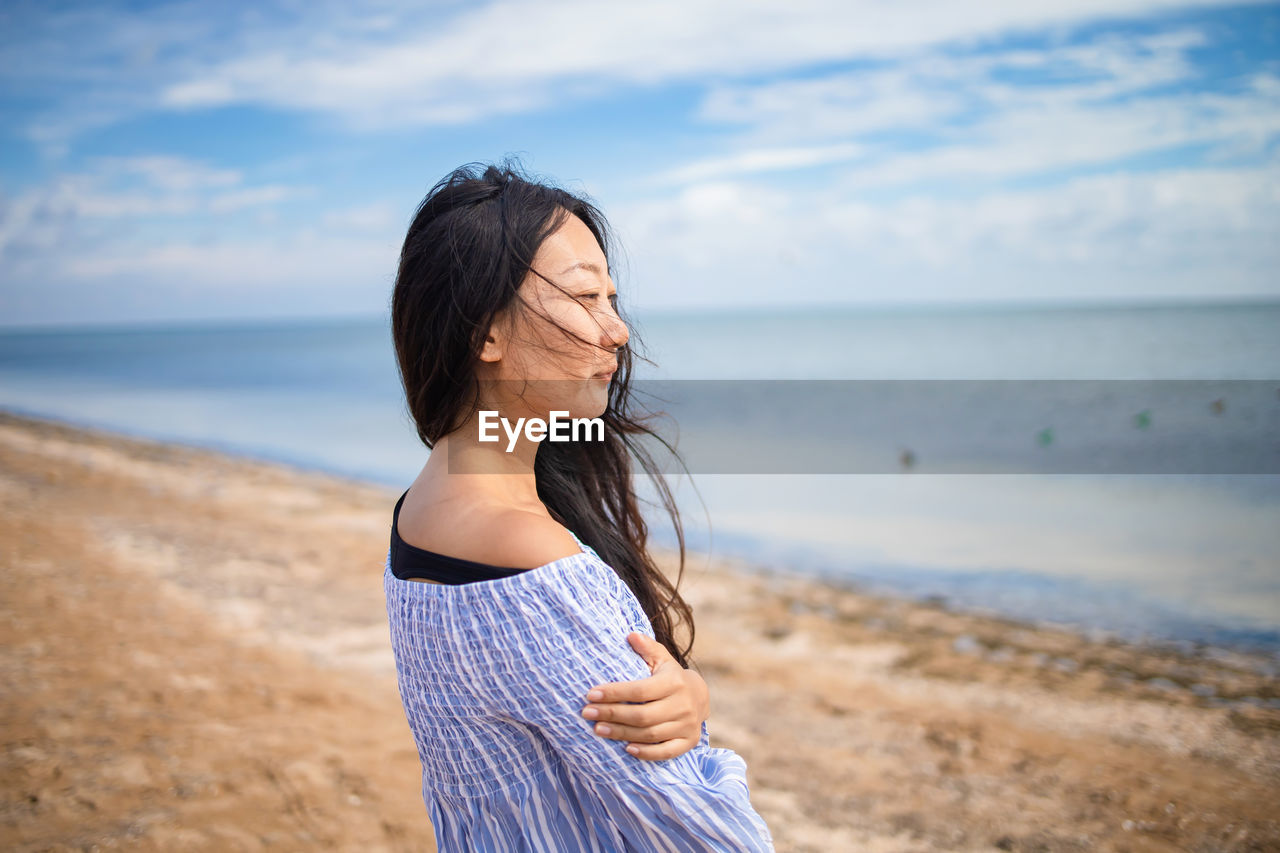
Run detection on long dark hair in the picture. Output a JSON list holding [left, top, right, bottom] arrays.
[[391, 158, 696, 668]]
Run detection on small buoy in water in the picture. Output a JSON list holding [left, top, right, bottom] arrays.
[[1211, 398, 1226, 415], [1134, 409, 1151, 429], [900, 449, 915, 470], [1037, 427, 1053, 447]]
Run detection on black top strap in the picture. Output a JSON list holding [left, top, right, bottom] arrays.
[[389, 490, 529, 584]]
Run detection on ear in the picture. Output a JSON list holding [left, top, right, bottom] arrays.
[[478, 312, 507, 363], [478, 329, 502, 363]]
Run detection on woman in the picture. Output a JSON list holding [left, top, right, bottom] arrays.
[[384, 160, 774, 851]]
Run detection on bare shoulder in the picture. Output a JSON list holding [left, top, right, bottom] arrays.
[[401, 494, 581, 569], [482, 508, 583, 569]]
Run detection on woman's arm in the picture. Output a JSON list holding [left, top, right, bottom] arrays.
[[581, 632, 711, 760], [478, 558, 774, 851]]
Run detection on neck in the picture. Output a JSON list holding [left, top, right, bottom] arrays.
[[426, 410, 543, 508]]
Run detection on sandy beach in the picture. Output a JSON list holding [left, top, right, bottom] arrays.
[[2, 409, 1277, 852]]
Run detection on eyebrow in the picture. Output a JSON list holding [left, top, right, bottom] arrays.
[[560, 261, 609, 276]]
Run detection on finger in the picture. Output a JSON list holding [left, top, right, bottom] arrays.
[[626, 631, 673, 669], [584, 693, 689, 729], [623, 739, 694, 762], [588, 719, 685, 745], [584, 660, 684, 705]]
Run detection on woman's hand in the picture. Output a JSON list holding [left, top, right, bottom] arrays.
[[580, 632, 710, 761]]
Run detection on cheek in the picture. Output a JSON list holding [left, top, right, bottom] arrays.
[[535, 315, 601, 366]]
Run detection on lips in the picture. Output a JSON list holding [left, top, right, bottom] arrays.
[[592, 365, 617, 379]]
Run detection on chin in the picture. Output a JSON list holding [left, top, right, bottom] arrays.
[[567, 385, 610, 421]]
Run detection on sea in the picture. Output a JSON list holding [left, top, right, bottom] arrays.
[[2, 300, 1278, 657]]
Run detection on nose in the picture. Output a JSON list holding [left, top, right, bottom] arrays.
[[603, 306, 629, 352]]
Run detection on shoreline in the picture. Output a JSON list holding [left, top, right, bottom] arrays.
[[3, 409, 1277, 851], [9, 404, 1277, 664]]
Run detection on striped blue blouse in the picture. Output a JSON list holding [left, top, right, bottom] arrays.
[[383, 528, 775, 852]]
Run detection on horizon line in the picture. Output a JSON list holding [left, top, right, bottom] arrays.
[[3, 293, 1279, 335]]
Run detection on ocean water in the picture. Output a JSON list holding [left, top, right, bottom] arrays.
[[2, 301, 1278, 655]]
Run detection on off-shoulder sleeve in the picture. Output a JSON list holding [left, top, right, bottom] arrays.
[[475, 554, 775, 852]]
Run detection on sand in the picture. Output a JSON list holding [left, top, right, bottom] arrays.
[[1, 410, 1277, 852]]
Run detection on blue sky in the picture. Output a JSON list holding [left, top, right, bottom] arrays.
[[1, 0, 1278, 327]]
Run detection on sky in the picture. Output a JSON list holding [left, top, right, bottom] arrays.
[[0, 0, 1278, 328]]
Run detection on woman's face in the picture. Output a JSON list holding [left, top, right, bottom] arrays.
[[477, 211, 629, 421]]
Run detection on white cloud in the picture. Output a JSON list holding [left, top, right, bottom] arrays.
[[651, 144, 864, 185], [4, 2, 1277, 325], [321, 202, 400, 232], [0, 153, 397, 326], [0, 223, 399, 326], [5, 157, 1277, 327], [833, 80, 1280, 191], [697, 28, 1209, 142], [90, 155, 243, 191], [56, 234, 391, 285], [0, 156, 306, 266], [613, 164, 1280, 307], [149, 0, 1273, 129], [207, 185, 302, 213], [0, 251, 395, 330], [657, 28, 1280, 189], [7, 0, 1270, 147]]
